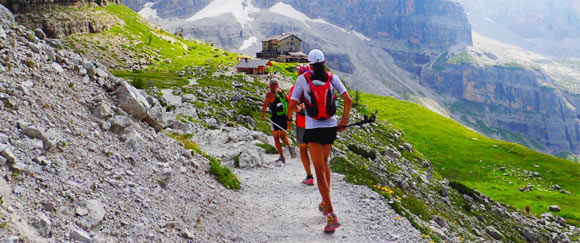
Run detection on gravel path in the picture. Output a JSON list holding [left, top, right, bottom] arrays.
[[228, 154, 427, 243]]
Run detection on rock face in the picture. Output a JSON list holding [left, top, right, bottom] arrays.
[[0, 0, 120, 13], [0, 0, 120, 38], [420, 63, 580, 154]]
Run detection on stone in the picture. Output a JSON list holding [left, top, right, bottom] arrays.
[[32, 213, 51, 237], [0, 146, 17, 164], [182, 94, 197, 103], [499, 166, 505, 171], [123, 130, 143, 150], [27, 42, 40, 53], [439, 186, 449, 197], [549, 205, 561, 212], [108, 115, 132, 135], [384, 146, 402, 160], [238, 148, 265, 168], [167, 119, 189, 131], [522, 228, 538, 243], [83, 62, 96, 77], [486, 226, 504, 240], [432, 215, 449, 230], [70, 229, 92, 243], [93, 103, 114, 119], [0, 4, 14, 23], [532, 171, 541, 177], [116, 81, 150, 120], [519, 184, 534, 192], [402, 142, 414, 152], [0, 25, 6, 39], [551, 184, 561, 190], [95, 68, 108, 78], [22, 126, 55, 151], [79, 199, 106, 229], [560, 190, 571, 195], [491, 205, 509, 218], [50, 62, 63, 73], [41, 202, 56, 212], [557, 216, 566, 226]]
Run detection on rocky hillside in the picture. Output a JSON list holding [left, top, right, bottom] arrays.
[[0, 5, 239, 242], [1, 2, 580, 242], [1, 0, 121, 38]]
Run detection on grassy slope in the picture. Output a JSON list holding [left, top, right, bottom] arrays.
[[64, 4, 238, 72], [361, 93, 580, 224]]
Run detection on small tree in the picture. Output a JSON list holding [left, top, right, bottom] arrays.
[[353, 90, 361, 108], [147, 34, 153, 45]]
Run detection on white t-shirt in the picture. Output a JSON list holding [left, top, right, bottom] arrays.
[[291, 72, 347, 129]]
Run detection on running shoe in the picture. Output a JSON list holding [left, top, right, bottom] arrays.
[[324, 213, 341, 233], [275, 155, 285, 163], [289, 146, 297, 158], [318, 202, 327, 215], [302, 176, 314, 186]]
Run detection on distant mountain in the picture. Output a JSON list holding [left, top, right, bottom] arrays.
[[455, 0, 580, 58], [122, 0, 580, 157]]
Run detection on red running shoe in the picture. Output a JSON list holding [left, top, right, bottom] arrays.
[[318, 202, 328, 215], [324, 213, 341, 233], [302, 177, 314, 186]]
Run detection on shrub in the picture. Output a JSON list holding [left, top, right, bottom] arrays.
[[347, 144, 377, 160], [449, 181, 479, 199], [330, 156, 378, 186], [256, 143, 278, 154], [209, 157, 240, 190], [402, 196, 432, 220]]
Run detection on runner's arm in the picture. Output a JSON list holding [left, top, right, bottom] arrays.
[[261, 92, 274, 120], [338, 91, 352, 131]]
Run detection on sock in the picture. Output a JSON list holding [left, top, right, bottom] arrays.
[[306, 174, 313, 179]]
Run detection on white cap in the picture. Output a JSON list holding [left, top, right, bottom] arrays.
[[308, 49, 325, 64]]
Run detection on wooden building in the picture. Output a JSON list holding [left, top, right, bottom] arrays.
[[236, 59, 272, 75], [256, 34, 307, 63]]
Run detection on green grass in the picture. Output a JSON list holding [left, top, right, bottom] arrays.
[[209, 156, 241, 190], [112, 70, 189, 89], [272, 62, 304, 81], [63, 4, 239, 72], [447, 49, 475, 65], [256, 143, 278, 154], [360, 93, 580, 224]]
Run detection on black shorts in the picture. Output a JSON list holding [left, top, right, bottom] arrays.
[[296, 126, 306, 144], [271, 115, 288, 131], [304, 127, 338, 145]]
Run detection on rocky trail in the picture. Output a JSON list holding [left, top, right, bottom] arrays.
[[224, 152, 427, 242]]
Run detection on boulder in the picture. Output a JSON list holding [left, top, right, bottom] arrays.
[[108, 115, 132, 135], [0, 145, 17, 164], [522, 228, 538, 243], [384, 146, 402, 160], [402, 142, 414, 152], [79, 199, 106, 229], [0, 4, 14, 23], [432, 215, 449, 230], [551, 184, 561, 190], [34, 28, 46, 40], [549, 205, 561, 212], [32, 213, 51, 237], [182, 94, 197, 103], [116, 81, 150, 120], [560, 190, 571, 195], [69, 229, 92, 243], [122, 130, 143, 150], [439, 186, 449, 197], [22, 126, 55, 151], [92, 103, 114, 119], [238, 148, 264, 168], [532, 171, 541, 177], [486, 226, 504, 240]]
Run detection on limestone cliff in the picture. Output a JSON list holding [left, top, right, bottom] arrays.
[[421, 62, 580, 154], [0, 0, 120, 38]]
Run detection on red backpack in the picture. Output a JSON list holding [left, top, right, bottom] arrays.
[[303, 71, 336, 120]]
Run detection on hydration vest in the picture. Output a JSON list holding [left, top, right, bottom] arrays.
[[304, 71, 336, 120], [269, 90, 288, 117]]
